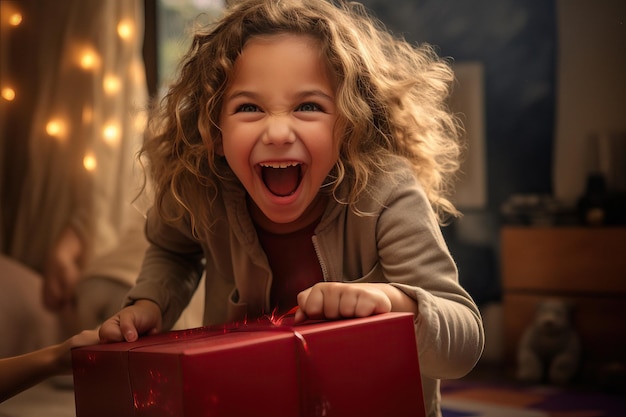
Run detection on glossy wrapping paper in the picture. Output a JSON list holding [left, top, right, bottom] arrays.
[[72, 312, 425, 417]]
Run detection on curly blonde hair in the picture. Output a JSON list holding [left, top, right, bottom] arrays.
[[142, 0, 463, 237]]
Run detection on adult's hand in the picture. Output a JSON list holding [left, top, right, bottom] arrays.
[[43, 226, 84, 311]]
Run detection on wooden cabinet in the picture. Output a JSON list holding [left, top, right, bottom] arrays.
[[501, 227, 626, 384]]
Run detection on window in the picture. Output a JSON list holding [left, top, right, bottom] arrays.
[[156, 0, 225, 93]]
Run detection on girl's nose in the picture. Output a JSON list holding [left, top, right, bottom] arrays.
[[262, 115, 296, 145]]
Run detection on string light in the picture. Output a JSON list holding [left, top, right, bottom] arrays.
[[3, 10, 140, 176], [79, 49, 99, 70], [103, 75, 121, 95], [1, 87, 16, 101], [2, 5, 21, 103], [117, 20, 134, 40], [83, 152, 97, 172], [102, 122, 120, 146], [46, 118, 67, 140], [0, 6, 152, 206], [9, 13, 23, 27]]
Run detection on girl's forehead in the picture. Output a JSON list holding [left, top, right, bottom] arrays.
[[242, 32, 321, 49], [222, 33, 339, 100], [237, 33, 331, 69], [235, 34, 330, 74]]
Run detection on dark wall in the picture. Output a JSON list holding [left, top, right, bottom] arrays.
[[360, 0, 558, 304]]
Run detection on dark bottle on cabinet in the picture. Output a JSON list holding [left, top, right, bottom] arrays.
[[577, 173, 607, 226], [578, 133, 610, 226]]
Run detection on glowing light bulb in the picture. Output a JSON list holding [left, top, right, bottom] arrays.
[[9, 13, 22, 26], [46, 119, 67, 139], [117, 20, 134, 40], [79, 50, 98, 70], [103, 75, 121, 95], [83, 153, 97, 171], [103, 123, 120, 146], [1, 87, 16, 101]]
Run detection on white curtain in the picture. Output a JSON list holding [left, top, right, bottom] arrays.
[[4, 0, 148, 273], [0, 0, 154, 355]]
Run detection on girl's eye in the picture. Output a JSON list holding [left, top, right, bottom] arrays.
[[236, 103, 259, 113], [297, 102, 322, 112]]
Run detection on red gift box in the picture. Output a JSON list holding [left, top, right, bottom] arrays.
[[72, 312, 425, 417]]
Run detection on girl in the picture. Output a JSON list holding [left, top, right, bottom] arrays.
[[100, 1, 484, 415]]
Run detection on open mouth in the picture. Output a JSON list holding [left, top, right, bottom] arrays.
[[260, 162, 302, 197]]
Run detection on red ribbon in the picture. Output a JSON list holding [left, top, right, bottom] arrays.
[[217, 307, 330, 417]]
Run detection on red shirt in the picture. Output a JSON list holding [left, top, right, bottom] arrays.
[[255, 219, 323, 314]]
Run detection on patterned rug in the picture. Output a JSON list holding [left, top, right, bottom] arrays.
[[441, 379, 626, 417]]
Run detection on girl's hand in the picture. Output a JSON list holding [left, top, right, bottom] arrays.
[[98, 300, 162, 343], [294, 282, 393, 323]]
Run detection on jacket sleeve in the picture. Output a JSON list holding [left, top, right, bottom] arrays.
[[378, 175, 484, 379], [124, 203, 205, 331]]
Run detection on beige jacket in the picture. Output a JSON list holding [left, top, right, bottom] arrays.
[[127, 159, 484, 417]]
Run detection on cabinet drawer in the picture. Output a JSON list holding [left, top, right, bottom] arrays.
[[501, 227, 626, 293]]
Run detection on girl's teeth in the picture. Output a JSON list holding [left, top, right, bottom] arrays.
[[261, 162, 299, 169]]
